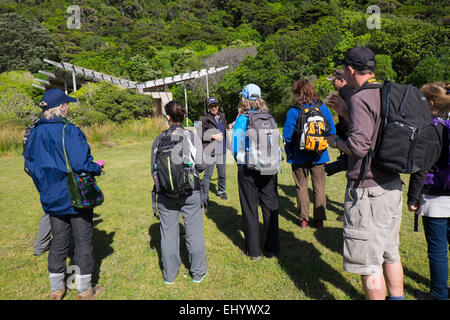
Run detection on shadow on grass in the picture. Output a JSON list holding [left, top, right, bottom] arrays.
[[278, 183, 344, 222], [91, 213, 115, 286], [206, 192, 362, 300], [148, 220, 191, 278]]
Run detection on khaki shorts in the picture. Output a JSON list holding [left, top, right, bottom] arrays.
[[343, 179, 403, 275]]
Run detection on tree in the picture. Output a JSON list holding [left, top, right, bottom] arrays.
[[0, 13, 59, 73]]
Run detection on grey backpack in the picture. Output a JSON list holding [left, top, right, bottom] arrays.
[[245, 110, 281, 175]]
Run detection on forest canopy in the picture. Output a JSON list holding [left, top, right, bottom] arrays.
[[0, 0, 448, 124]]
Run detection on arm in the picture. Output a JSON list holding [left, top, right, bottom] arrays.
[[65, 126, 101, 175], [231, 115, 247, 161], [282, 108, 297, 160], [407, 171, 427, 210], [321, 104, 336, 136]]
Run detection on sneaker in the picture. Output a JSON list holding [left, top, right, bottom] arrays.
[[164, 280, 175, 285], [219, 193, 228, 200], [414, 289, 437, 300], [192, 271, 208, 283], [300, 220, 307, 229]]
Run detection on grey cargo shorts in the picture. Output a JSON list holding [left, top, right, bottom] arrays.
[[343, 178, 403, 275]]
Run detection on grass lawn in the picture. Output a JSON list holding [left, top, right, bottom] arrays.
[[0, 139, 434, 300]]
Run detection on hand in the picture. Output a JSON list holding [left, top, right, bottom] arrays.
[[408, 203, 419, 212], [95, 160, 105, 168], [212, 133, 223, 142], [326, 135, 339, 148], [326, 94, 348, 119]]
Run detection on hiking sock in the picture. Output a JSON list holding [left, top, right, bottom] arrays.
[[76, 274, 92, 293], [386, 295, 405, 300], [49, 273, 65, 292]]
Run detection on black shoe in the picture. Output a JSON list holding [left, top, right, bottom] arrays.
[[218, 192, 228, 200], [414, 289, 437, 300], [263, 251, 278, 259], [243, 250, 261, 261]]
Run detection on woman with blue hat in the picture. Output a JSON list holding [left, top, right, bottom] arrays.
[[231, 84, 280, 260], [23, 88, 104, 300]]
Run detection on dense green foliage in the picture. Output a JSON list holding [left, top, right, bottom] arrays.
[[0, 0, 448, 123]]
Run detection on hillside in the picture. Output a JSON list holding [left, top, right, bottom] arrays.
[[0, 0, 449, 124]]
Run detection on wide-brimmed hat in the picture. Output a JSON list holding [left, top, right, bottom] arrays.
[[326, 68, 345, 81], [41, 88, 77, 110]]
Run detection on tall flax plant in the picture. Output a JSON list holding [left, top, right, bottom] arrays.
[[0, 117, 168, 155]]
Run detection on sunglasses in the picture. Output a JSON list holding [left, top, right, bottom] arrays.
[[209, 104, 219, 109]]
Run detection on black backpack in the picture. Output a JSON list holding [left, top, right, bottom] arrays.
[[153, 128, 196, 199], [291, 103, 331, 158], [367, 81, 441, 175]]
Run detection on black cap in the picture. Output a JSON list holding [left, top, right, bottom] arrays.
[[206, 96, 219, 107], [341, 47, 376, 72]]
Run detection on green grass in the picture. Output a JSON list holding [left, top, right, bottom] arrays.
[[0, 139, 434, 300]]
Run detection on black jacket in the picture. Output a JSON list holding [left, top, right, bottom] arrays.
[[199, 112, 229, 157]]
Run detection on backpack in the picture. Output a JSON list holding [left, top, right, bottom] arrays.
[[153, 128, 196, 199], [368, 81, 441, 174], [424, 118, 450, 190], [23, 121, 39, 176], [292, 103, 331, 158], [245, 110, 281, 175]]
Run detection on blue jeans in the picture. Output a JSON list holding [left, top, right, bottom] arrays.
[[422, 216, 450, 300]]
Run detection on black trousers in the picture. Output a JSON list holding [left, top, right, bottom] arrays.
[[237, 165, 280, 257], [48, 210, 94, 275]]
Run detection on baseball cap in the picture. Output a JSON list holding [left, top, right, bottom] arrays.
[[326, 68, 345, 81], [41, 88, 77, 110], [341, 47, 376, 72], [206, 96, 219, 107], [240, 83, 261, 100]]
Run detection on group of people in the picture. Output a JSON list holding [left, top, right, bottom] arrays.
[[23, 46, 449, 300]]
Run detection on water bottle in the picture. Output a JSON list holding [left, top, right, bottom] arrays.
[[186, 162, 195, 189]]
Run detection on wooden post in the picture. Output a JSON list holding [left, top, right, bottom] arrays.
[[72, 71, 77, 92], [184, 82, 188, 126]]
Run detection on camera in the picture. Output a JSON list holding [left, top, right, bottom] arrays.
[[325, 153, 348, 176]]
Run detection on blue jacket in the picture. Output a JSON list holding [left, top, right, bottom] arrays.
[[283, 103, 336, 165], [24, 117, 101, 215], [231, 112, 254, 165]]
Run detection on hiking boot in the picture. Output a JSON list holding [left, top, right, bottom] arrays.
[[314, 220, 324, 229], [76, 285, 103, 300], [300, 220, 307, 229], [192, 271, 208, 283], [50, 284, 66, 300], [414, 289, 437, 300]]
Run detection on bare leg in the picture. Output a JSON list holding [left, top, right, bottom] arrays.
[[361, 274, 387, 300], [383, 261, 404, 297]]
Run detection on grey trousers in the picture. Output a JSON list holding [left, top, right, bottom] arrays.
[[34, 214, 52, 255], [201, 153, 227, 205], [157, 190, 207, 282]]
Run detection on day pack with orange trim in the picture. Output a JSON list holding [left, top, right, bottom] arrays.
[[292, 103, 331, 157]]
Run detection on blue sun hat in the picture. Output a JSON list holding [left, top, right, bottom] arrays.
[[240, 83, 261, 101], [40, 88, 77, 110]]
